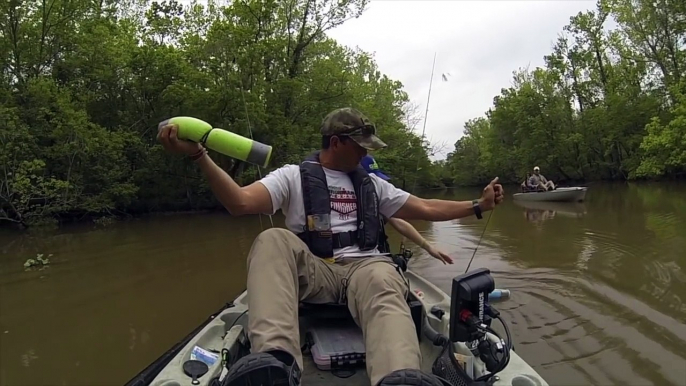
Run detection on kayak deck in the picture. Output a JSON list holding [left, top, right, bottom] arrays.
[[137, 270, 549, 386], [142, 291, 380, 386]]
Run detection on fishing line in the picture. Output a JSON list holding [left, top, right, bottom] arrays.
[[238, 79, 274, 229], [464, 209, 494, 273]]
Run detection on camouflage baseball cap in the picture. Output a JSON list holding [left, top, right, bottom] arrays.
[[320, 107, 387, 151]]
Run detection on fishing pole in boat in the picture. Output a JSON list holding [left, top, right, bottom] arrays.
[[414, 52, 437, 187], [392, 55, 511, 384], [237, 77, 274, 229], [397, 52, 437, 256], [398, 53, 497, 274]]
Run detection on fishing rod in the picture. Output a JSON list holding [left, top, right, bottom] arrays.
[[397, 52, 495, 272], [411, 52, 437, 195], [237, 80, 274, 229], [398, 52, 437, 256]]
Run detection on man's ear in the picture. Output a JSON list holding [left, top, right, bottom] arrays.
[[330, 135, 341, 149]]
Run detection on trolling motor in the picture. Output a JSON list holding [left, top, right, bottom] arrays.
[[426, 268, 513, 386]]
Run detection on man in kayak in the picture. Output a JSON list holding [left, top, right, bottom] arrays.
[[529, 166, 555, 191], [158, 107, 503, 386], [361, 154, 453, 265]]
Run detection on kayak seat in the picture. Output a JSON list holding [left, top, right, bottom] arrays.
[[298, 292, 423, 339], [298, 302, 356, 321]]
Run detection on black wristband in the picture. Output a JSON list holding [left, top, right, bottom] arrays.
[[472, 199, 483, 220]]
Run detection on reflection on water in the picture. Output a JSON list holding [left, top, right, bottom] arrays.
[[1, 182, 685, 385], [514, 200, 587, 225]]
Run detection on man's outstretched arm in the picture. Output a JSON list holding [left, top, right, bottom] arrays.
[[393, 178, 504, 221], [394, 196, 480, 221], [195, 154, 273, 216]]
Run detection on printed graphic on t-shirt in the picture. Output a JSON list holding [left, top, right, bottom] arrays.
[[329, 186, 356, 220]]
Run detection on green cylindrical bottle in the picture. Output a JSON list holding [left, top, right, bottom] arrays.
[[158, 116, 272, 168]]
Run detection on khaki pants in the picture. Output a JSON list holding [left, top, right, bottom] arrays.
[[245, 228, 421, 385]]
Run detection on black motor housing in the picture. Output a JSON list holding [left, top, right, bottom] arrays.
[[449, 268, 495, 343]]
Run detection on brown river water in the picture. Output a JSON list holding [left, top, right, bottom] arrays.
[[1, 182, 685, 386]]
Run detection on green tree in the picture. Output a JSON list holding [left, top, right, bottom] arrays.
[[441, 0, 684, 185], [0, 0, 435, 227]]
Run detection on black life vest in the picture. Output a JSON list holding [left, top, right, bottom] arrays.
[[297, 151, 388, 259]]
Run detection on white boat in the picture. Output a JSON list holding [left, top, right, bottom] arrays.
[[125, 263, 548, 386], [513, 187, 588, 202]]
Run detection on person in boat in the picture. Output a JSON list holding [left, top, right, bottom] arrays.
[[361, 154, 453, 264], [529, 166, 555, 191], [157, 107, 503, 386], [521, 172, 531, 192]]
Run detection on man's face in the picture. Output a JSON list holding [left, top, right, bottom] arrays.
[[534, 168, 540, 175], [330, 135, 367, 171]]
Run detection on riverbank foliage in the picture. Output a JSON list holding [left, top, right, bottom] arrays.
[[1, 0, 440, 226], [443, 0, 686, 186], [1, 0, 684, 227]]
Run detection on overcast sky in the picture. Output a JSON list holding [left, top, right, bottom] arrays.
[[326, 0, 596, 159]]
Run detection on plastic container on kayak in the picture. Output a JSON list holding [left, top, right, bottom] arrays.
[[158, 116, 273, 168], [307, 323, 366, 371]]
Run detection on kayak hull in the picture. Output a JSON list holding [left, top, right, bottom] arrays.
[[129, 270, 549, 386], [513, 187, 587, 202]]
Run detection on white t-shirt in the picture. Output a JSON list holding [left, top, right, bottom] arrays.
[[259, 163, 410, 259]]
